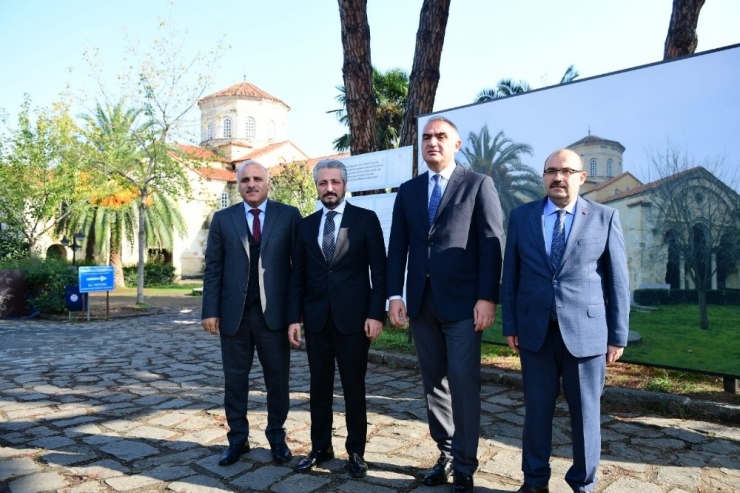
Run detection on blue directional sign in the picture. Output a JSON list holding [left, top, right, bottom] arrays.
[[78, 266, 116, 293]]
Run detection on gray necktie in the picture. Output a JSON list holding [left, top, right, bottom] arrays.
[[322, 211, 337, 264], [550, 209, 567, 271]]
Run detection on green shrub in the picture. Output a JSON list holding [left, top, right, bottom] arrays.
[[0, 230, 29, 261], [0, 256, 77, 313], [123, 263, 176, 287], [634, 289, 740, 306]]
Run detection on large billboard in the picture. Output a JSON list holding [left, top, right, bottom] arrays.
[[419, 44, 740, 378]]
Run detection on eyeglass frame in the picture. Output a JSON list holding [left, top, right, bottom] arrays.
[[543, 167, 585, 177]]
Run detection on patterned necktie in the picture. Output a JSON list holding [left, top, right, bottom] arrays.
[[550, 209, 567, 270], [322, 211, 338, 264], [249, 209, 261, 244], [428, 174, 442, 227]]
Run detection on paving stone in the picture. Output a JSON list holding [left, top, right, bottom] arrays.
[[168, 474, 230, 492], [602, 477, 663, 493], [105, 474, 163, 490], [99, 439, 159, 461], [8, 471, 69, 493], [231, 464, 292, 490], [0, 457, 41, 481], [656, 466, 702, 488], [29, 435, 75, 449]]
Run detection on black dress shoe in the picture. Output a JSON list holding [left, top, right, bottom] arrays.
[[294, 446, 335, 472], [423, 453, 453, 486], [517, 483, 550, 493], [452, 470, 474, 493], [347, 453, 368, 478], [218, 443, 250, 466], [270, 441, 292, 463]]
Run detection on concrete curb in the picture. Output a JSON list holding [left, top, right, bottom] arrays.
[[361, 348, 740, 425]]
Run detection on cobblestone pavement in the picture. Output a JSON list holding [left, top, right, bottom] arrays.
[[1, 308, 739, 493]]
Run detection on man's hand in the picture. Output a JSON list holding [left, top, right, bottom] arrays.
[[202, 317, 220, 335], [606, 345, 624, 364], [388, 299, 408, 327], [288, 323, 302, 348], [365, 318, 383, 341], [473, 300, 495, 331], [505, 335, 519, 353]]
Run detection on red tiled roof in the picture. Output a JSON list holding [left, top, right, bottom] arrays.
[[567, 134, 625, 152], [194, 167, 235, 181], [600, 166, 705, 204], [586, 172, 641, 193], [200, 82, 289, 109], [243, 141, 291, 161], [177, 144, 227, 162]]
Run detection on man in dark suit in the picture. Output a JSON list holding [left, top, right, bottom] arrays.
[[387, 117, 504, 493], [288, 159, 386, 478], [202, 160, 301, 467], [502, 149, 630, 493]]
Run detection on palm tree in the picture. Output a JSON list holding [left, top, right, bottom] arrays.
[[461, 125, 543, 228], [329, 67, 409, 152], [474, 65, 579, 103], [59, 101, 187, 286]]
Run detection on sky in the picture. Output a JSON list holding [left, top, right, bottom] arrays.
[[1, 0, 739, 160]]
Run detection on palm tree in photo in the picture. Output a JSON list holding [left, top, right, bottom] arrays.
[[462, 125, 543, 228], [474, 65, 579, 103], [329, 67, 409, 152]]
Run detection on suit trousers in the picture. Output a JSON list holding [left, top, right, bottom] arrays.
[[519, 321, 606, 491], [220, 300, 290, 447], [305, 312, 370, 456], [410, 282, 482, 475]]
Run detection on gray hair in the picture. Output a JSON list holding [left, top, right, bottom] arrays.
[[424, 116, 459, 134], [236, 160, 270, 182], [313, 159, 348, 184]]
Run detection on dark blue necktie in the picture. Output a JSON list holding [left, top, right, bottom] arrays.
[[322, 211, 337, 264], [428, 174, 442, 227], [550, 209, 567, 270]]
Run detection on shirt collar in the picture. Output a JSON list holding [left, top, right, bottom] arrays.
[[545, 197, 577, 216], [322, 199, 347, 216], [243, 199, 267, 214], [430, 163, 456, 182]]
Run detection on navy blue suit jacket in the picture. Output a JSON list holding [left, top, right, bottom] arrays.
[[502, 196, 630, 357], [387, 164, 504, 321]]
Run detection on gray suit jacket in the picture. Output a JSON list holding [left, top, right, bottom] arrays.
[[502, 196, 629, 357], [202, 199, 301, 335]]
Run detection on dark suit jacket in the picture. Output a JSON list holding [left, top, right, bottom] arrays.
[[202, 200, 301, 335], [387, 165, 504, 321], [288, 202, 387, 334], [502, 196, 630, 357]]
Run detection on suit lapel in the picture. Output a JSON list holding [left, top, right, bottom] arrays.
[[332, 203, 355, 264], [307, 210, 324, 261], [528, 198, 550, 268], [560, 196, 592, 265], [416, 172, 430, 228], [431, 165, 463, 230], [261, 200, 279, 251], [230, 204, 250, 256]]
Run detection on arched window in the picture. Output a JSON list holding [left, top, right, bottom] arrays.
[[267, 120, 275, 141], [245, 117, 256, 139], [220, 192, 230, 209], [607, 159, 613, 177], [206, 122, 214, 140], [589, 158, 597, 176], [223, 117, 233, 138]]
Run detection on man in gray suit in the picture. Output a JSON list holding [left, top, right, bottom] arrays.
[[387, 117, 504, 493], [202, 160, 301, 467], [502, 149, 630, 493]]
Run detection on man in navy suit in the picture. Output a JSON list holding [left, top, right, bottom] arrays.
[[288, 159, 386, 478], [202, 160, 301, 467], [387, 117, 504, 493], [502, 149, 630, 493]]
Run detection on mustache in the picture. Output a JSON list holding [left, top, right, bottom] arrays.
[[322, 192, 338, 197], [245, 187, 261, 192]]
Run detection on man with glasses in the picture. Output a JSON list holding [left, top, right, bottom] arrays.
[[502, 149, 629, 493]]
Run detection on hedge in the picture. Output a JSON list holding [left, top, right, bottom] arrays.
[[634, 289, 740, 306], [123, 263, 176, 287]]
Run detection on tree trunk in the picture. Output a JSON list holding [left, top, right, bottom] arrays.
[[399, 0, 452, 175], [337, 0, 378, 155], [137, 196, 146, 304], [109, 249, 125, 288], [697, 289, 709, 330], [664, 0, 705, 60]]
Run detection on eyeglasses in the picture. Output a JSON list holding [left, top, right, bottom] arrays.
[[543, 168, 583, 177]]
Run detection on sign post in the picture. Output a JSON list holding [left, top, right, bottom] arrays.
[[78, 266, 116, 321]]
